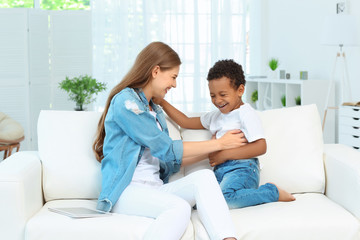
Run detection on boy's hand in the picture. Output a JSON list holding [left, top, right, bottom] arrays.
[[152, 97, 163, 105], [209, 151, 227, 167]]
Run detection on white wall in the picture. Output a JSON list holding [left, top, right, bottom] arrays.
[[249, 0, 360, 143]]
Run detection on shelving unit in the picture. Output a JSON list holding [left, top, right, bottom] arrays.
[[339, 106, 360, 151], [244, 78, 335, 143]]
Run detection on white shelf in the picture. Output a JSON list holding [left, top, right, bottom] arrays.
[[245, 78, 335, 143]]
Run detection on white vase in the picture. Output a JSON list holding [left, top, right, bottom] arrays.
[[268, 70, 277, 80]]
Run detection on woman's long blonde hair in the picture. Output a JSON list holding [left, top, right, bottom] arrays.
[[93, 42, 181, 162]]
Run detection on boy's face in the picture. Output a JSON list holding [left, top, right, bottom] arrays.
[[208, 77, 244, 114]]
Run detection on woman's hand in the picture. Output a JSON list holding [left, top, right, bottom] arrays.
[[209, 130, 247, 167], [217, 130, 247, 150]]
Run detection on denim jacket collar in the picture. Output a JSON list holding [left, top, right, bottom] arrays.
[[134, 88, 162, 114]]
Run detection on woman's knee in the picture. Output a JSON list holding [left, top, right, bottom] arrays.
[[185, 169, 219, 191], [170, 197, 192, 219], [192, 169, 215, 179]]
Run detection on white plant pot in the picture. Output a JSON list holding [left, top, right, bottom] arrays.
[[268, 70, 278, 79]]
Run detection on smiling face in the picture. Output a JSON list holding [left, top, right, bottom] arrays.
[[143, 65, 179, 101], [208, 76, 244, 114]]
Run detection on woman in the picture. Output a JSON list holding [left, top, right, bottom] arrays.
[[93, 42, 244, 240]]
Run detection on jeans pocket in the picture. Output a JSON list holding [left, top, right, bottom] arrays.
[[247, 163, 260, 188]]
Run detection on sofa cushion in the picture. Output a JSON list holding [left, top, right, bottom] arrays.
[[25, 199, 193, 240], [182, 105, 325, 194], [181, 128, 213, 176], [38, 111, 103, 201], [191, 193, 360, 240], [38, 111, 184, 201], [257, 104, 325, 194]]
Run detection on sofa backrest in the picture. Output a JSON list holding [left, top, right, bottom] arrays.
[[37, 110, 184, 202], [38, 104, 325, 202], [182, 104, 325, 194]]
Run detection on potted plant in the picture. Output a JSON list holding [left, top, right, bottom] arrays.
[[268, 58, 279, 79], [251, 90, 259, 109], [59, 75, 107, 111], [281, 94, 286, 107], [295, 96, 301, 105]]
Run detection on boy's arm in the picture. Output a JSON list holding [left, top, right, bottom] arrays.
[[209, 138, 266, 167], [159, 99, 204, 129]]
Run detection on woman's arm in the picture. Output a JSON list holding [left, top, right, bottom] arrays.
[[209, 138, 266, 167], [159, 99, 204, 129], [181, 154, 209, 167]]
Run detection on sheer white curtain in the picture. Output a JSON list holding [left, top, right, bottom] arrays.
[[92, 0, 247, 112]]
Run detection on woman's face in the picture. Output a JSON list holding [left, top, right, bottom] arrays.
[[150, 65, 179, 100]]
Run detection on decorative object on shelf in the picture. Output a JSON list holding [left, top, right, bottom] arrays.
[[251, 89, 259, 108], [281, 95, 286, 107], [300, 71, 308, 80], [320, 13, 358, 130], [279, 70, 286, 79], [336, 2, 346, 14], [268, 58, 279, 79], [251, 89, 258, 103], [295, 96, 301, 105], [286, 73, 291, 79], [263, 84, 272, 110], [0, 112, 25, 160], [59, 75, 107, 111]]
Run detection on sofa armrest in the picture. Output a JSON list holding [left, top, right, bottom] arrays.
[[324, 144, 360, 219], [0, 151, 43, 240]]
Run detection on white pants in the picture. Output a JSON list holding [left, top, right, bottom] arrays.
[[112, 169, 236, 240]]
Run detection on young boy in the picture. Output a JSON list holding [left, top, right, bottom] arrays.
[[159, 59, 295, 209]]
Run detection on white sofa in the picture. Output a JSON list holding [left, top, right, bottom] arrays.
[[1, 104, 360, 240]]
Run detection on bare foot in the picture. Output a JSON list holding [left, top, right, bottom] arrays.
[[271, 183, 296, 201]]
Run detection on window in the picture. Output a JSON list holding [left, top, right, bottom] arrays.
[[0, 0, 90, 10], [92, 0, 249, 112]]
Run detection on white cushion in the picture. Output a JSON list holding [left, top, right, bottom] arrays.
[[258, 104, 325, 194], [38, 110, 102, 201], [192, 193, 360, 240], [0, 112, 24, 142], [25, 200, 194, 240], [181, 128, 213, 175], [181, 105, 325, 194], [37, 111, 184, 201]]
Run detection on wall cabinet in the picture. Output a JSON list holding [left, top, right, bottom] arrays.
[[244, 78, 335, 143], [339, 106, 360, 151]]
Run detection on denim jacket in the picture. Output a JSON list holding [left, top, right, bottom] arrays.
[[97, 87, 183, 212]]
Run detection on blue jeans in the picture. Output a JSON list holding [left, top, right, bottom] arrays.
[[214, 158, 279, 209]]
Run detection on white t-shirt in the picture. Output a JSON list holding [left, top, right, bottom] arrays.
[[131, 110, 164, 187], [200, 103, 265, 143]]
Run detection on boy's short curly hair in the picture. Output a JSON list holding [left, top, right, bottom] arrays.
[[207, 59, 245, 89]]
